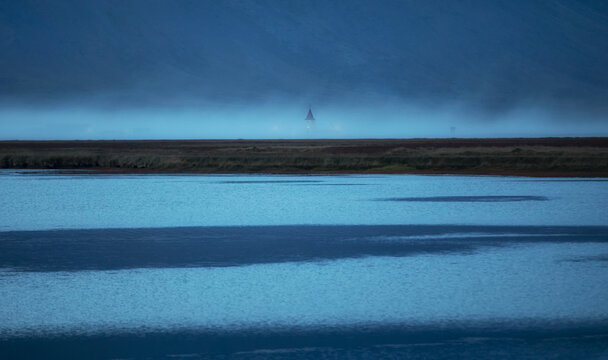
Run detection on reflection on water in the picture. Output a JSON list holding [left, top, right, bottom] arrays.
[[0, 172, 607, 358], [2, 323, 607, 360], [515, 179, 608, 182], [1, 225, 606, 272], [562, 254, 608, 263], [377, 195, 549, 202], [214, 180, 323, 184], [1, 242, 607, 337], [1, 171, 608, 231]]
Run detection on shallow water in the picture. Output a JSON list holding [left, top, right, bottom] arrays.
[[0, 171, 607, 359], [2, 242, 608, 336], [1, 171, 608, 231]]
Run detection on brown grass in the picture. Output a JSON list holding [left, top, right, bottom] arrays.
[[1, 138, 607, 176]]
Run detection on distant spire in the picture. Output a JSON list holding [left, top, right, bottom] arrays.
[[305, 106, 315, 121]]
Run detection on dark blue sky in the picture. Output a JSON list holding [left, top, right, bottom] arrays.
[[1, 0, 607, 138]]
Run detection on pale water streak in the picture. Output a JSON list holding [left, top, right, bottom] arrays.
[[1, 171, 608, 231]]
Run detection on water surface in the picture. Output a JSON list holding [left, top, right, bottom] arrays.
[[0, 171, 607, 359], [1, 171, 607, 230]]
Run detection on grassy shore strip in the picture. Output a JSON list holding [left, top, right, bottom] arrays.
[[1, 138, 607, 177]]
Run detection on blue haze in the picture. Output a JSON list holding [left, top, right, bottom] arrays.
[[1, 0, 608, 138]]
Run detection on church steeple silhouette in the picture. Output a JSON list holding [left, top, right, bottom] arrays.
[[305, 106, 315, 129], [305, 107, 315, 121]]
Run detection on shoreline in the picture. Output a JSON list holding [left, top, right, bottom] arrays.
[[2, 138, 607, 177], [43, 168, 608, 178]]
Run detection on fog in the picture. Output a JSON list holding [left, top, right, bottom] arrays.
[[1, 0, 607, 139], [1, 101, 606, 140]]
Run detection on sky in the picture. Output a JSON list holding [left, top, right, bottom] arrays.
[[0, 0, 607, 139]]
